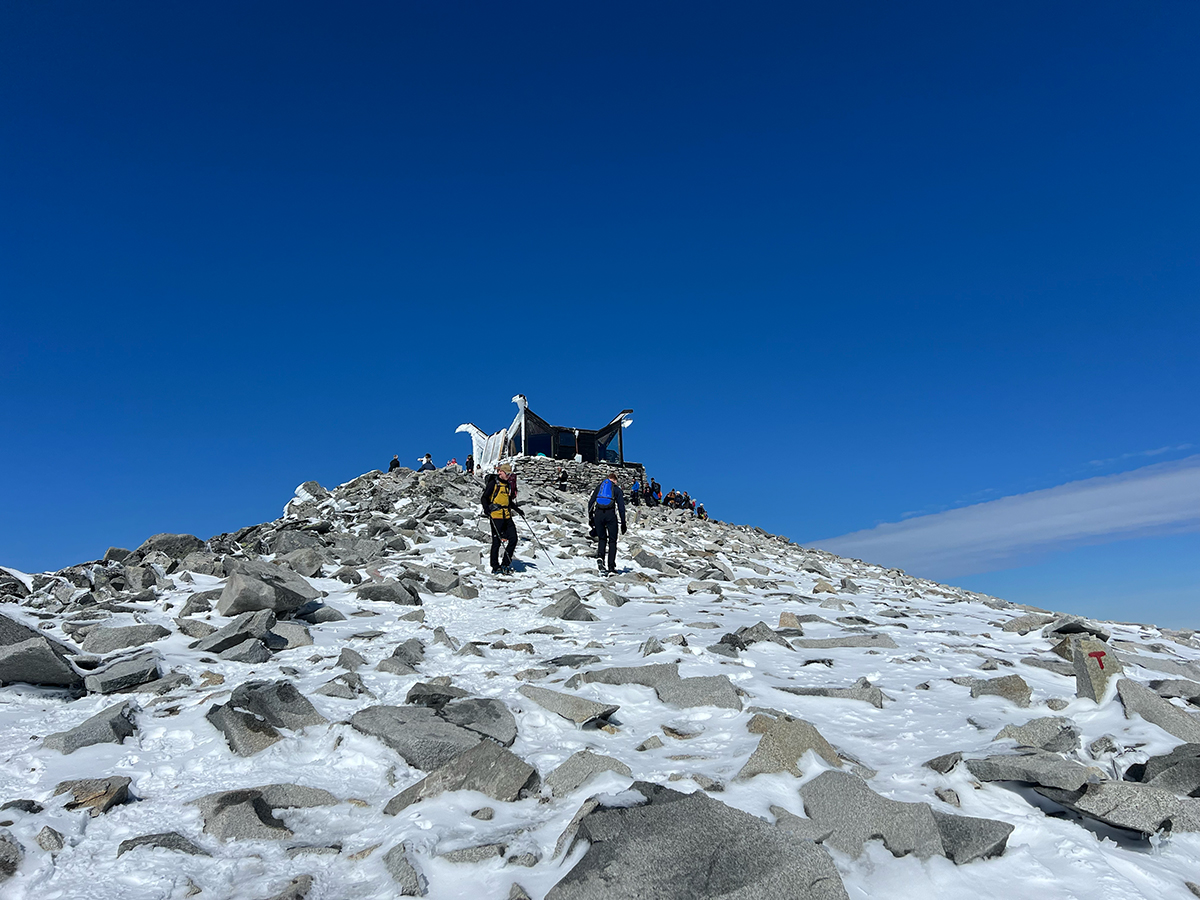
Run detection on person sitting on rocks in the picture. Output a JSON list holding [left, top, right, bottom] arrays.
[[588, 470, 627, 575], [388, 454, 401, 473], [481, 463, 521, 575], [417, 454, 436, 472], [696, 502, 708, 521]]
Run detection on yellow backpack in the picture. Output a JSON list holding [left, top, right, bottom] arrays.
[[489, 478, 512, 520]]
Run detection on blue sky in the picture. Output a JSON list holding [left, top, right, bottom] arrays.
[[2, 2, 1197, 626]]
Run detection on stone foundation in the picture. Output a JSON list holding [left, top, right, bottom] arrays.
[[507, 456, 646, 496]]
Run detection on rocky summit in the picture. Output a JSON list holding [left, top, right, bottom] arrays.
[[1, 464, 1199, 899]]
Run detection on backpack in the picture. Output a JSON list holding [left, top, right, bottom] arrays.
[[488, 475, 514, 519], [595, 479, 615, 508]]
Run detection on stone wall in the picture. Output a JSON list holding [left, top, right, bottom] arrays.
[[507, 456, 646, 496]]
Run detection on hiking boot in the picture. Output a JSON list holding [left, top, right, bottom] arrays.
[[596, 558, 606, 575], [607, 566, 617, 574], [491, 566, 502, 576], [501, 564, 514, 576]]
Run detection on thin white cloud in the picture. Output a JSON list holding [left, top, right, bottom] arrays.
[[811, 455, 1200, 579]]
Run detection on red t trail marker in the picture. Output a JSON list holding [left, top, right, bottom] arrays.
[[1088, 650, 1107, 670]]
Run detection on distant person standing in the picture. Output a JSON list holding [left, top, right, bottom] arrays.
[[389, 455, 401, 473], [588, 470, 627, 575], [465, 454, 475, 475], [481, 463, 521, 575], [630, 478, 641, 506], [417, 454, 436, 472]]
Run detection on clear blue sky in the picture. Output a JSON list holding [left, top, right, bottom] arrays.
[[3, 2, 1197, 626]]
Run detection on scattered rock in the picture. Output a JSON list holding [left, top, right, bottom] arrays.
[[36, 826, 63, 852], [736, 716, 841, 780], [350, 706, 481, 770], [540, 589, 599, 622], [80, 624, 170, 655], [383, 844, 427, 896], [117, 831, 208, 857], [965, 749, 1093, 791], [0, 636, 82, 688], [44, 701, 137, 754], [189, 789, 292, 841], [778, 677, 886, 709], [83, 650, 161, 694], [970, 674, 1031, 708], [54, 776, 132, 816], [1073, 637, 1122, 702], [1117, 678, 1200, 742], [385, 739, 540, 815], [519, 685, 618, 726], [994, 717, 1081, 753], [547, 781, 848, 900], [545, 751, 633, 796]]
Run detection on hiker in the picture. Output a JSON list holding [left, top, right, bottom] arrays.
[[650, 480, 662, 505], [697, 502, 708, 521], [481, 462, 521, 574], [588, 470, 627, 575], [682, 491, 695, 512], [556, 467, 569, 490], [417, 454, 436, 472], [630, 478, 641, 506], [465, 454, 475, 475], [388, 455, 401, 473]]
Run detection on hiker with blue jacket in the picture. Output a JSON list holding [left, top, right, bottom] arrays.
[[588, 470, 627, 575]]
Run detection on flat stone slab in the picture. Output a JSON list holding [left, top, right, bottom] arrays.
[[385, 739, 540, 815], [736, 716, 841, 780], [579, 663, 741, 710], [799, 771, 1013, 864], [229, 680, 328, 731], [83, 650, 161, 694], [964, 749, 1094, 791], [778, 677, 885, 708], [189, 789, 292, 841], [356, 580, 420, 606], [44, 701, 136, 754], [1037, 782, 1200, 835], [54, 777, 132, 816], [994, 717, 1081, 753], [117, 831, 208, 857], [547, 781, 848, 900], [540, 589, 599, 622], [350, 705, 481, 771], [80, 624, 170, 655], [1118, 678, 1200, 742], [206, 702, 283, 756], [545, 751, 633, 797], [438, 698, 518, 747], [970, 674, 1031, 707], [791, 635, 898, 650], [519, 685, 618, 726]]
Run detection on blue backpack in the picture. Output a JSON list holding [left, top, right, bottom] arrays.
[[596, 479, 615, 508]]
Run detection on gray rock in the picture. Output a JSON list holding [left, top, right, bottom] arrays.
[[736, 716, 841, 780], [44, 701, 137, 754], [994, 717, 1081, 753], [295, 602, 347, 624], [1073, 637, 1122, 702], [54, 776, 131, 816], [1118, 678, 1200, 741], [176, 617, 217, 639], [355, 580, 420, 606], [0, 830, 21, 881], [0, 636, 82, 688], [1042, 616, 1111, 643], [422, 568, 460, 594], [383, 844, 427, 896], [545, 751, 633, 796], [229, 680, 328, 731], [518, 685, 619, 726], [779, 677, 886, 709], [1150, 679, 1200, 703], [123, 565, 166, 592], [547, 781, 848, 900], [1002, 613, 1056, 634], [735, 621, 793, 650], [278, 547, 325, 578], [350, 705, 481, 771], [189, 789, 292, 841], [205, 702, 283, 756], [254, 784, 338, 809], [970, 674, 1031, 708], [270, 530, 326, 555], [439, 843, 505, 863], [632, 548, 676, 574], [930, 810, 1014, 864], [338, 648, 366, 670], [1137, 743, 1200, 782], [799, 770, 944, 859], [270, 622, 313, 649], [791, 635, 899, 650], [1021, 656, 1076, 677], [180, 591, 218, 617], [385, 739, 540, 815], [964, 749, 1093, 790], [1120, 653, 1200, 681], [135, 533, 206, 560], [178, 551, 222, 576], [1038, 782, 1200, 834], [406, 681, 469, 710], [580, 663, 742, 710], [79, 623, 170, 655], [386, 638, 425, 670], [217, 560, 320, 616], [640, 636, 664, 656], [220, 639, 273, 663], [439, 698, 518, 747], [117, 831, 208, 857], [770, 806, 836, 842], [36, 826, 63, 852], [0, 612, 49, 646], [540, 589, 599, 622], [83, 651, 161, 694], [262, 875, 314, 900], [315, 672, 373, 700], [924, 752, 963, 774]]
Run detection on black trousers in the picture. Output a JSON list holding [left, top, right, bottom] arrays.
[[489, 517, 517, 568], [594, 507, 619, 570]]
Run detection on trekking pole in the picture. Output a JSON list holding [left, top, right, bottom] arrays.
[[515, 509, 556, 570]]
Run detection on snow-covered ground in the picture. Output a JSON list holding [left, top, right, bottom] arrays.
[[2, 467, 1200, 899]]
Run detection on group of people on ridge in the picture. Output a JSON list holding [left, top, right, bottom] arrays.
[[628, 477, 707, 520]]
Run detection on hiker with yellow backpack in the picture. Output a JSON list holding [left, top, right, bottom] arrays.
[[480, 463, 522, 575]]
